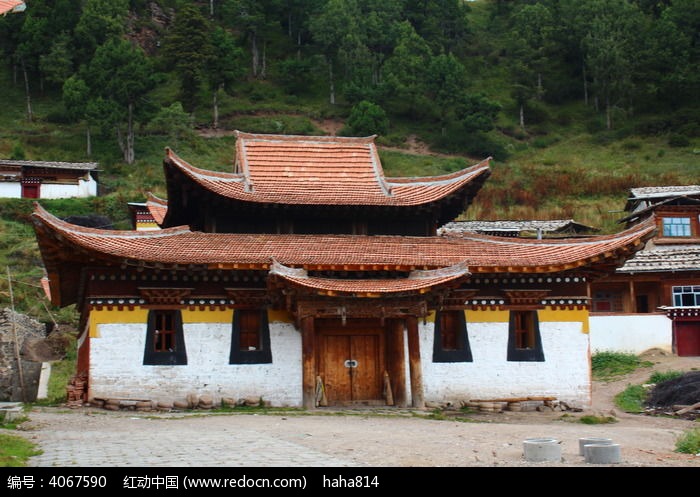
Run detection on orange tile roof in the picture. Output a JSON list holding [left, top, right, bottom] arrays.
[[33, 204, 655, 273], [269, 260, 470, 296], [0, 0, 25, 16], [145, 192, 168, 225], [163, 132, 491, 207]]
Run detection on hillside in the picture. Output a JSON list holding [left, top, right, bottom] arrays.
[[0, 0, 698, 327]]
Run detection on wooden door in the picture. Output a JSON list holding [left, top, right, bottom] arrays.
[[318, 319, 385, 405], [675, 321, 700, 357]]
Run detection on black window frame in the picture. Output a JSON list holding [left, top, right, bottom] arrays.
[[507, 310, 545, 362], [432, 309, 473, 363], [143, 309, 187, 366], [229, 308, 272, 364]]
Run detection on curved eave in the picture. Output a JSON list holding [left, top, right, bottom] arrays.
[[145, 192, 168, 225], [162, 148, 491, 208], [269, 261, 470, 297], [31, 205, 656, 306]]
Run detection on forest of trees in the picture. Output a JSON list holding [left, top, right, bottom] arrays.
[[0, 0, 698, 164]]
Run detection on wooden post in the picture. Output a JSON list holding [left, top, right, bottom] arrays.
[[7, 267, 26, 403], [301, 316, 316, 409], [388, 319, 407, 407], [406, 316, 424, 408], [629, 280, 637, 313]]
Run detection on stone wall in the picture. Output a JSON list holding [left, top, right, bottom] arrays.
[[0, 308, 45, 401]]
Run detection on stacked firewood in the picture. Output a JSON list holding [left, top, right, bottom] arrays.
[[65, 373, 88, 409]]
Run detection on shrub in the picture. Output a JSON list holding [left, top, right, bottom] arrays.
[[675, 427, 700, 454], [614, 384, 647, 413], [344, 101, 389, 137], [668, 133, 690, 147], [10, 143, 25, 160], [649, 370, 684, 384]]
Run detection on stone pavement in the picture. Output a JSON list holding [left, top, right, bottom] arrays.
[[24, 411, 360, 467]]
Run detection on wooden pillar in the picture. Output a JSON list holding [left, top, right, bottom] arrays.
[[301, 316, 316, 409], [387, 319, 407, 408], [406, 316, 425, 408], [629, 280, 637, 313]]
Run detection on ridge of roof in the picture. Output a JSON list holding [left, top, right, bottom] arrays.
[[234, 130, 378, 144], [0, 159, 99, 170]]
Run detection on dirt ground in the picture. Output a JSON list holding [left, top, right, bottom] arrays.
[[14, 349, 700, 468]]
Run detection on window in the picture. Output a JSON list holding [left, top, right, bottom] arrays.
[[507, 310, 544, 362], [432, 310, 472, 362], [143, 310, 187, 365], [592, 291, 623, 313], [230, 309, 272, 364], [673, 286, 700, 307], [662, 217, 691, 237]]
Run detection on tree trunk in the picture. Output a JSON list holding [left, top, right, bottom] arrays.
[[251, 31, 259, 78], [537, 72, 543, 99], [116, 127, 125, 157], [328, 58, 335, 105], [260, 41, 267, 79], [209, 0, 214, 17], [297, 31, 302, 60], [126, 103, 135, 164], [20, 58, 32, 122], [86, 125, 92, 158], [213, 85, 220, 129], [582, 63, 588, 106], [605, 94, 611, 130], [288, 12, 292, 37], [519, 103, 525, 130]]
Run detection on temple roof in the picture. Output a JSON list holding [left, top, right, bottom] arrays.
[[144, 192, 168, 225], [163, 132, 491, 208], [269, 260, 470, 297], [32, 204, 656, 306]]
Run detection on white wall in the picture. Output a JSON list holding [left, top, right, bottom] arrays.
[[89, 321, 302, 406], [41, 177, 97, 199], [589, 314, 672, 354], [0, 183, 21, 198], [421, 320, 591, 408]]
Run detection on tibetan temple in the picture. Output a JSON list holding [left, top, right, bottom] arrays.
[[32, 132, 655, 409]]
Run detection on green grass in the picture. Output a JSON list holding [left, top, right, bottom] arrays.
[[675, 427, 700, 455], [613, 384, 648, 413], [591, 352, 653, 381], [649, 370, 684, 384], [578, 414, 618, 425], [0, 433, 42, 467]]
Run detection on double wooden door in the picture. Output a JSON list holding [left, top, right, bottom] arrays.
[[317, 319, 385, 405]]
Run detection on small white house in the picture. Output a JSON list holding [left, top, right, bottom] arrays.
[[0, 159, 98, 199]]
